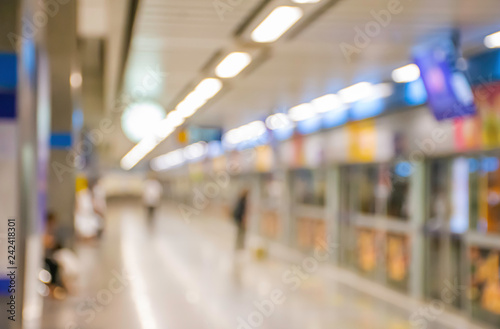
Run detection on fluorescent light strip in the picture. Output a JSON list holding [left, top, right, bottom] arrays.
[[120, 136, 161, 171], [215, 52, 252, 78], [373, 83, 394, 99], [338, 82, 374, 103], [311, 94, 345, 113], [151, 149, 185, 172], [121, 78, 223, 170], [485, 31, 500, 49], [184, 142, 207, 161], [391, 64, 420, 83], [265, 113, 293, 130], [288, 103, 316, 122], [251, 6, 304, 43], [176, 94, 207, 118], [151, 142, 208, 172], [175, 78, 222, 118], [193, 78, 223, 100], [223, 121, 266, 147]]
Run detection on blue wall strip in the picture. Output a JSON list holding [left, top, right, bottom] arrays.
[[0, 92, 16, 119], [50, 133, 73, 149], [468, 49, 500, 86], [0, 279, 9, 296], [0, 53, 17, 90]]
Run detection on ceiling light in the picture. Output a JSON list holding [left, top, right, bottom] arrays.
[[288, 103, 316, 121], [193, 78, 223, 100], [392, 64, 421, 83], [121, 136, 159, 170], [484, 31, 500, 49], [39, 269, 52, 284], [121, 101, 166, 143], [153, 121, 175, 140], [166, 110, 185, 127], [338, 82, 374, 103], [151, 149, 185, 171], [373, 83, 394, 98], [251, 6, 303, 43], [184, 142, 207, 161], [224, 129, 243, 146], [215, 52, 252, 78], [223, 120, 267, 147], [70, 72, 82, 88], [176, 93, 207, 118], [245, 121, 267, 139], [311, 94, 345, 113], [265, 113, 293, 130]]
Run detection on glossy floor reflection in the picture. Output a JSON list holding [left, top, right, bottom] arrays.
[[42, 200, 453, 329]]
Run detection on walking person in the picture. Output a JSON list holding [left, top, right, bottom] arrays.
[[232, 189, 249, 276], [143, 175, 162, 230]]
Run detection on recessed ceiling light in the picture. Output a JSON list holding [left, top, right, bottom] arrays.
[[251, 6, 303, 43], [70, 72, 82, 88], [288, 103, 316, 121], [193, 78, 223, 100], [338, 82, 373, 103], [484, 31, 500, 49], [392, 64, 421, 83], [311, 94, 345, 113], [265, 113, 293, 130], [215, 52, 252, 78]]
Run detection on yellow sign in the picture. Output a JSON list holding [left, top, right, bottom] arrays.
[[347, 120, 376, 162], [178, 129, 188, 144], [256, 145, 273, 172]]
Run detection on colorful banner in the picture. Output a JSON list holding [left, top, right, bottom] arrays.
[[455, 82, 500, 150]]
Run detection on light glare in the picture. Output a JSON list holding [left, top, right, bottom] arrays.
[[70, 72, 82, 88], [121, 102, 166, 143], [38, 269, 52, 284]]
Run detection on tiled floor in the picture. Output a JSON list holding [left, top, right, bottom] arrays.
[[41, 201, 461, 329]]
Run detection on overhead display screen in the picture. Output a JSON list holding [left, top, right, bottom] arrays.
[[413, 35, 476, 121]]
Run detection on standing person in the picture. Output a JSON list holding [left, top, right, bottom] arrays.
[[43, 212, 65, 297], [233, 189, 249, 252], [143, 175, 163, 229], [92, 179, 107, 238]]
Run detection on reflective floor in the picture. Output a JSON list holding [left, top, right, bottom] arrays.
[[42, 201, 457, 329]]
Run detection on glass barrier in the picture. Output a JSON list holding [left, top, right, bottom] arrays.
[[291, 169, 326, 207], [353, 163, 411, 221]]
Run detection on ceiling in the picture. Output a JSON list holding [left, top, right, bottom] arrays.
[[112, 0, 500, 167]]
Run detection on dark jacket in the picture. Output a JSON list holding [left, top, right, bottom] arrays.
[[232, 194, 247, 226]]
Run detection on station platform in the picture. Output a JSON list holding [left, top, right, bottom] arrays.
[[41, 200, 475, 329]]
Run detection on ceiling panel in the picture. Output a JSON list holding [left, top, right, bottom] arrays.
[[116, 0, 500, 166]]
